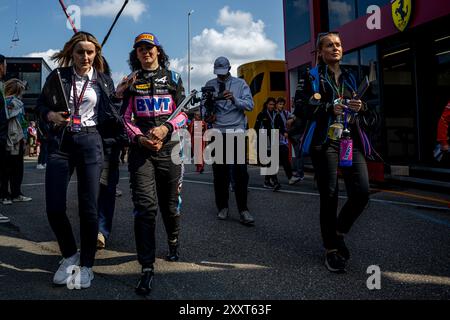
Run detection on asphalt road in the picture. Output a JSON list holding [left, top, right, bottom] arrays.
[[1, 159, 450, 300]]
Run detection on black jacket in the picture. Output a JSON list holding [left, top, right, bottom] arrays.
[[293, 64, 378, 154], [0, 83, 7, 146], [36, 67, 127, 156]]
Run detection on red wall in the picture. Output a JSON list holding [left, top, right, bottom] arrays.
[[286, 0, 450, 70]]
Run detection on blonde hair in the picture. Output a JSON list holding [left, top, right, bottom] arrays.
[[4, 78, 26, 97], [52, 31, 104, 72]]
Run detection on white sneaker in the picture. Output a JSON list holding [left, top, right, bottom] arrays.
[[53, 252, 80, 285], [288, 176, 303, 185], [2, 198, 12, 205], [0, 213, 10, 223], [36, 164, 46, 170], [68, 266, 94, 289], [12, 195, 32, 202]]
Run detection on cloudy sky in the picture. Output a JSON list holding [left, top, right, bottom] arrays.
[[0, 0, 285, 91]]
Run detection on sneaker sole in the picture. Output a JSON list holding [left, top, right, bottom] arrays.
[[324, 258, 346, 274]]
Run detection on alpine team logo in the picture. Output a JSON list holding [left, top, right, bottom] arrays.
[[155, 76, 168, 84], [391, 0, 413, 32]]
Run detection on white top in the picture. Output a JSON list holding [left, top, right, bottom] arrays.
[[69, 67, 100, 127]]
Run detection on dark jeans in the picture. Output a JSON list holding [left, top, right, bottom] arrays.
[[129, 145, 182, 268], [279, 144, 293, 179], [37, 139, 48, 165], [291, 136, 305, 178], [212, 133, 249, 213], [0, 141, 25, 199], [46, 131, 103, 268], [98, 146, 121, 239], [311, 143, 369, 250]]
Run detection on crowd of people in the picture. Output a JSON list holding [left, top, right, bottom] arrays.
[[1, 30, 447, 295]]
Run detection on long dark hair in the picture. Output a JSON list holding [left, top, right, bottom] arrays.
[[128, 45, 170, 71]]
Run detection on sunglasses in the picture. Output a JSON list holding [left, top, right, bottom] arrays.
[[315, 31, 340, 49]]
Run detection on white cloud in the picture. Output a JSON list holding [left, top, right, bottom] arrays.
[[170, 6, 278, 91], [81, 0, 147, 22], [329, 0, 353, 26], [24, 49, 60, 70]]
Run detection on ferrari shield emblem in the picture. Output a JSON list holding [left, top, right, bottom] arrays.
[[391, 0, 413, 32]]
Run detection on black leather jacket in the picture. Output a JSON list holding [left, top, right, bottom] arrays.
[[36, 67, 127, 155]]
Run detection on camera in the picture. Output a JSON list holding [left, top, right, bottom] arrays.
[[200, 86, 227, 120]]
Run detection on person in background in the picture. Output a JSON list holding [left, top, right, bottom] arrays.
[[436, 100, 450, 164], [36, 120, 49, 169], [0, 54, 9, 223], [203, 56, 255, 224], [1, 79, 32, 206], [27, 121, 38, 157], [274, 97, 302, 186], [254, 97, 280, 190]]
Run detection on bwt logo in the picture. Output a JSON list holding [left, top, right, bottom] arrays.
[[366, 5, 381, 30], [66, 5, 82, 31]]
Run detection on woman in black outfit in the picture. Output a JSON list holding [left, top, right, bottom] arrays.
[[36, 31, 124, 289], [294, 32, 378, 273]]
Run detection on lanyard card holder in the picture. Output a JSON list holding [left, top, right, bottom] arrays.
[[70, 114, 82, 132]]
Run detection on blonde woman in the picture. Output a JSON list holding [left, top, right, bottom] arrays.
[[36, 32, 125, 289]]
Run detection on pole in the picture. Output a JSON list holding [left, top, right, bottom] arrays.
[[188, 10, 194, 93], [58, 0, 78, 33], [102, 0, 129, 47]]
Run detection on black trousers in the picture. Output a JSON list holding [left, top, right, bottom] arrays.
[[46, 131, 103, 268], [279, 144, 293, 179], [212, 133, 249, 213], [0, 140, 24, 199], [129, 145, 182, 268], [311, 143, 369, 250]]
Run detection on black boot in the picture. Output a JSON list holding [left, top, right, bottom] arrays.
[[135, 267, 154, 296], [166, 244, 179, 262]]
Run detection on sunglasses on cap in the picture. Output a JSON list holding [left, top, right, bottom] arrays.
[[315, 31, 340, 49]]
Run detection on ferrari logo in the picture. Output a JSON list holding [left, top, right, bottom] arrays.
[[391, 0, 413, 32]]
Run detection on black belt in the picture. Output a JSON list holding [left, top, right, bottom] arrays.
[[67, 126, 98, 134]]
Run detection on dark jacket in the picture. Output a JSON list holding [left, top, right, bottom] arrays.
[[122, 67, 186, 147], [0, 82, 8, 146], [36, 67, 127, 156], [294, 64, 378, 157]]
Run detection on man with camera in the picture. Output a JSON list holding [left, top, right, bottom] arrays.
[[202, 56, 255, 225]]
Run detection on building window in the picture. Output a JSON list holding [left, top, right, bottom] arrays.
[[249, 73, 264, 96], [356, 0, 389, 18], [285, 0, 310, 51], [328, 0, 356, 30], [270, 72, 286, 92], [341, 50, 359, 76]]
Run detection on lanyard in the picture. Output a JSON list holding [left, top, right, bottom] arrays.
[[72, 75, 90, 116], [325, 71, 345, 100], [266, 109, 275, 127]]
